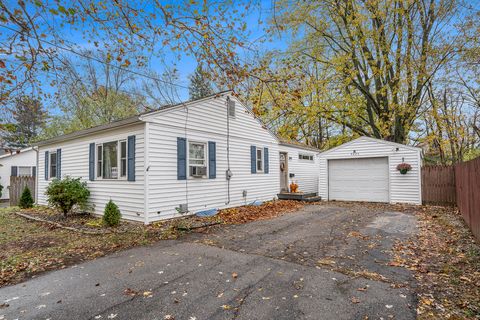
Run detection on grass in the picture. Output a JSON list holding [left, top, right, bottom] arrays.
[[0, 200, 303, 288], [0, 207, 159, 287]]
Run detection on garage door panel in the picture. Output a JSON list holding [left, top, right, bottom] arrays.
[[328, 157, 389, 202]]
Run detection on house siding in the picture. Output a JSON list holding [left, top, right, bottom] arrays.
[[143, 95, 280, 222], [37, 124, 145, 222], [278, 145, 319, 194], [0, 149, 37, 200], [318, 137, 422, 205]]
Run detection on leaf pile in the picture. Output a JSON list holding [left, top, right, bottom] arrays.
[[392, 206, 480, 319], [216, 200, 304, 224]]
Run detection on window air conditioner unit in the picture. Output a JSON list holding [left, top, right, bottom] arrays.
[[190, 166, 207, 177]]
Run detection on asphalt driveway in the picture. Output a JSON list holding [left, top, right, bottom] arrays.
[[0, 203, 418, 320]]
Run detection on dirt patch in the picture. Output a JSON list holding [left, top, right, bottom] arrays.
[[391, 206, 480, 319]]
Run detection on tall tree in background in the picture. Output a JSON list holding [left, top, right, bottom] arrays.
[[40, 51, 147, 139], [1, 96, 46, 147], [189, 64, 214, 100], [253, 0, 459, 144]]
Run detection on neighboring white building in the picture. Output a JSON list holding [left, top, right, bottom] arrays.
[[35, 91, 316, 223], [0, 148, 37, 200], [317, 136, 422, 205]]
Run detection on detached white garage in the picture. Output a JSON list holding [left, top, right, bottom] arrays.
[[318, 137, 422, 205]]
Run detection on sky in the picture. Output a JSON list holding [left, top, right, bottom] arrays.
[[0, 0, 288, 116]]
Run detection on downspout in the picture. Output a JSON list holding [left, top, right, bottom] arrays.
[[225, 96, 231, 205], [144, 122, 150, 225], [34, 146, 39, 204]]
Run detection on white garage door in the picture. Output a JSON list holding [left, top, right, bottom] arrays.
[[328, 157, 389, 202]]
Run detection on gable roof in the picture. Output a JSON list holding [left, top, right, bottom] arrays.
[[35, 90, 282, 147], [318, 136, 422, 157], [34, 115, 143, 147], [278, 139, 322, 152], [0, 147, 35, 159]]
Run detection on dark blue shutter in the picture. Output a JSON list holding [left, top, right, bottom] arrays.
[[264, 147, 269, 173], [177, 137, 187, 180], [32, 166, 36, 177], [56, 148, 61, 179], [250, 145, 256, 174], [89, 143, 95, 181], [11, 166, 17, 177], [208, 141, 216, 179], [44, 151, 49, 180], [127, 135, 136, 181]]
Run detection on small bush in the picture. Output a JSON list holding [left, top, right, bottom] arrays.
[[19, 187, 34, 209], [0, 184, 3, 198], [103, 200, 121, 227], [45, 177, 90, 217]]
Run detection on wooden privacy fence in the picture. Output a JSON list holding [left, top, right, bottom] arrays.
[[421, 165, 456, 205], [455, 157, 480, 241], [9, 176, 35, 206]]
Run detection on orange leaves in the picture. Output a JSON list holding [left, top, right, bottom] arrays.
[[216, 200, 303, 225]]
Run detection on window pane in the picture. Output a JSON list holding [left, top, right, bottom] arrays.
[[50, 153, 57, 165], [18, 167, 31, 176], [189, 142, 205, 167], [103, 141, 118, 179], [50, 153, 57, 178], [121, 141, 127, 158], [97, 145, 103, 177], [257, 149, 262, 160], [121, 159, 127, 177]]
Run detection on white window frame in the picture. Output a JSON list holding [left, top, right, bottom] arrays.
[[299, 153, 314, 161], [256, 147, 264, 172], [18, 166, 33, 177], [187, 140, 208, 179], [49, 151, 57, 180], [95, 139, 128, 180]]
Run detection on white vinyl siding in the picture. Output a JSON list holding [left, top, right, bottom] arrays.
[[318, 137, 422, 205], [278, 145, 319, 194], [37, 124, 145, 222], [142, 95, 280, 223], [0, 149, 36, 200]]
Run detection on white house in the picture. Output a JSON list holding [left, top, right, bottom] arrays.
[[0, 148, 37, 201], [317, 136, 422, 205], [35, 91, 318, 223], [34, 92, 423, 223]]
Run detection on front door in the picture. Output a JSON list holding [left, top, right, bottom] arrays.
[[280, 152, 289, 192]]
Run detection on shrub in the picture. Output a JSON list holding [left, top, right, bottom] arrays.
[[103, 200, 121, 227], [45, 177, 90, 217], [0, 184, 3, 198], [19, 187, 34, 209]]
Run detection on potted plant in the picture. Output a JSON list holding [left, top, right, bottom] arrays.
[[396, 163, 412, 175]]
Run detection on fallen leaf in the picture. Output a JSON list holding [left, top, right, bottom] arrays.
[[351, 297, 360, 304]]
